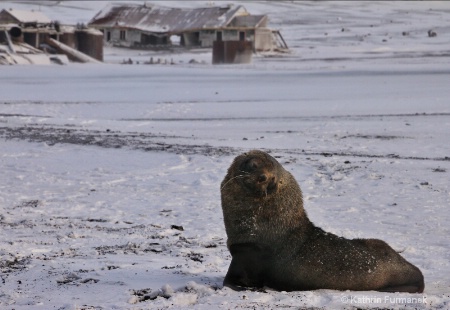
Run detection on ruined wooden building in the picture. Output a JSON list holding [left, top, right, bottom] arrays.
[[88, 3, 287, 52], [0, 8, 103, 64]]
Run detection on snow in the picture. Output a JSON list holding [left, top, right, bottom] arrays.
[[1, 1, 450, 309]]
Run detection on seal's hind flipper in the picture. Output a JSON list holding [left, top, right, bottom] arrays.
[[380, 283, 424, 293]]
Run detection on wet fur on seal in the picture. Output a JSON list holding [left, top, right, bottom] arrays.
[[221, 150, 424, 293]]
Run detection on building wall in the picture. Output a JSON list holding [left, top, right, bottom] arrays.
[[242, 30, 255, 44], [199, 29, 256, 48], [98, 26, 272, 51], [182, 32, 200, 47], [199, 30, 215, 47], [103, 27, 170, 47], [254, 28, 273, 51], [103, 28, 132, 47], [126, 29, 143, 46], [223, 30, 238, 41]]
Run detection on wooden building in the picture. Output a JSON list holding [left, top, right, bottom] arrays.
[[0, 8, 104, 62], [88, 3, 287, 52]]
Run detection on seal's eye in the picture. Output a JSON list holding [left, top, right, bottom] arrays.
[[242, 158, 259, 172]]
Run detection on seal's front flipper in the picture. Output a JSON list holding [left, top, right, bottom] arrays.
[[223, 243, 270, 290]]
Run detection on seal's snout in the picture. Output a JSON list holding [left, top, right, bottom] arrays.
[[257, 174, 268, 183], [257, 173, 276, 188], [237, 156, 279, 197], [249, 172, 278, 197]]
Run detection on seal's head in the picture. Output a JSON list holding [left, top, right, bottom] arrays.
[[224, 150, 282, 198]]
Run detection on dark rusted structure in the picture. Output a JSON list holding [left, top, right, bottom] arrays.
[[75, 29, 103, 62], [212, 41, 252, 64]]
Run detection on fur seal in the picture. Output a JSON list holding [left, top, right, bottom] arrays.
[[221, 150, 424, 293]]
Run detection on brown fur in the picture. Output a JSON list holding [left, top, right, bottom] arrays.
[[221, 150, 424, 293]]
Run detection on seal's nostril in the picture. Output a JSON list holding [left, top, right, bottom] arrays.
[[258, 174, 267, 183]]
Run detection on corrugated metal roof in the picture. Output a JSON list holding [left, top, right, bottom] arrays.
[[1, 9, 52, 24], [88, 3, 248, 34], [229, 15, 267, 28]]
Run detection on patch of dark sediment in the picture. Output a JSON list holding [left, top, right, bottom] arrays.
[[1, 125, 449, 162]]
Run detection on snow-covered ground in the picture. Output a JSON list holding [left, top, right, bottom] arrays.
[[1, 1, 450, 309]]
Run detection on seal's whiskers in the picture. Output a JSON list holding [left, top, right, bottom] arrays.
[[221, 175, 246, 190]]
